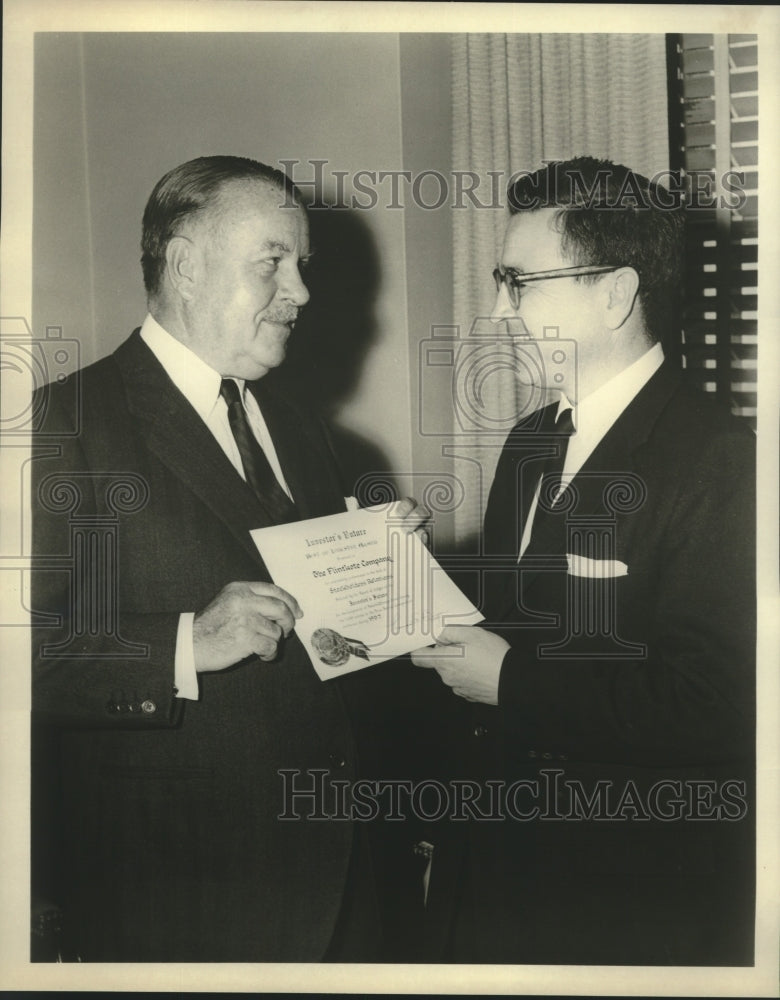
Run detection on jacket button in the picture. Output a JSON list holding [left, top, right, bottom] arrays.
[[542, 752, 553, 760], [328, 752, 346, 768], [140, 699, 157, 714], [527, 750, 538, 759], [473, 725, 488, 738]]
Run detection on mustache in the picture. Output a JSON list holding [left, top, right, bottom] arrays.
[[264, 308, 300, 325]]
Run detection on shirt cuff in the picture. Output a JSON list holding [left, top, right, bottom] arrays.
[[174, 612, 200, 700]]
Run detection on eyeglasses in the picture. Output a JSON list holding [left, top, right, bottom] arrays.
[[493, 263, 622, 309]]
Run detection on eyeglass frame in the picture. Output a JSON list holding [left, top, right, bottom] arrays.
[[493, 263, 623, 309]]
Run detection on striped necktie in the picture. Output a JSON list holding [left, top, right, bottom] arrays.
[[219, 378, 298, 523]]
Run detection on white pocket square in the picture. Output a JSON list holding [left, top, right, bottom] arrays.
[[566, 554, 628, 578]]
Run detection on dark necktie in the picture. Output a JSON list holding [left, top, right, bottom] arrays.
[[524, 406, 575, 551], [541, 407, 575, 507], [219, 378, 298, 523], [485, 407, 576, 621]]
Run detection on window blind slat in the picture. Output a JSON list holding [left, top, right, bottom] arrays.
[[669, 33, 758, 428]]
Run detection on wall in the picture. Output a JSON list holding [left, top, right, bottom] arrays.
[[33, 32, 454, 497], [399, 33, 457, 543]]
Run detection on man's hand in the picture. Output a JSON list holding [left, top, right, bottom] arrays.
[[411, 626, 510, 705], [193, 581, 303, 672], [395, 496, 431, 546]]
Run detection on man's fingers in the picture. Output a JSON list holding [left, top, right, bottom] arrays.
[[395, 496, 416, 519], [435, 625, 471, 646], [252, 633, 280, 662], [396, 497, 431, 534], [246, 581, 303, 620], [245, 584, 302, 635], [411, 642, 462, 669], [251, 617, 283, 642], [410, 644, 436, 667], [404, 506, 431, 530], [452, 687, 476, 702], [411, 644, 457, 667], [193, 581, 305, 673]]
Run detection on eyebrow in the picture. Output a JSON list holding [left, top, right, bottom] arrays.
[[259, 239, 293, 254], [258, 240, 314, 264]]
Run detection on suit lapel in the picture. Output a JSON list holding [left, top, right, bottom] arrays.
[[484, 402, 558, 557], [248, 380, 346, 521], [247, 381, 310, 518], [483, 402, 559, 620], [498, 362, 681, 615], [115, 332, 277, 568], [566, 359, 681, 529]]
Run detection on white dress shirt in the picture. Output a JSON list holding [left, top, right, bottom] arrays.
[[140, 313, 294, 700], [518, 343, 664, 558]]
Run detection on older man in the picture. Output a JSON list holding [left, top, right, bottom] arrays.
[[414, 157, 755, 965], [31, 155, 424, 961]]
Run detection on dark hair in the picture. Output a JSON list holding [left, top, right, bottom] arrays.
[[506, 156, 685, 343], [141, 155, 301, 297]]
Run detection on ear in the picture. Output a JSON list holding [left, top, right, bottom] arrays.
[[164, 235, 199, 302], [603, 266, 640, 331]]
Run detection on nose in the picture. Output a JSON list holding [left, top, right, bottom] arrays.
[[278, 262, 310, 308], [490, 282, 517, 323]]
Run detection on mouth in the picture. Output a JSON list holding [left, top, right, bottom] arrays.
[[260, 318, 297, 340]]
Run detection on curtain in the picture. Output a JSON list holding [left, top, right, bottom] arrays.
[[450, 33, 670, 544]]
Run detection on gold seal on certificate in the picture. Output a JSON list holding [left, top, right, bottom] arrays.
[[251, 502, 483, 679], [311, 628, 371, 666]]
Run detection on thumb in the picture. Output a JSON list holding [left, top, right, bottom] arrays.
[[434, 625, 471, 646], [410, 645, 436, 666]]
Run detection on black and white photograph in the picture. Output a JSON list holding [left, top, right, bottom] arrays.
[[1, 1, 778, 995]]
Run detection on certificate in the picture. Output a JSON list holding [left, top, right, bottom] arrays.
[[250, 502, 483, 679]]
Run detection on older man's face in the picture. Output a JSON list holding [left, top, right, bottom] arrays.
[[187, 180, 311, 380]]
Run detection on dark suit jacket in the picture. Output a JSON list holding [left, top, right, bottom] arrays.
[[430, 363, 756, 965], [31, 330, 383, 962]]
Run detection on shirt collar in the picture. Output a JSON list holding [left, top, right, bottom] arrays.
[[557, 342, 664, 434], [140, 313, 246, 422]]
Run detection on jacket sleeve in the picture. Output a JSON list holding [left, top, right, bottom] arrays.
[[31, 381, 185, 729], [495, 426, 755, 766]]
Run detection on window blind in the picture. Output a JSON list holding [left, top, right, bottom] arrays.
[[667, 33, 758, 428]]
